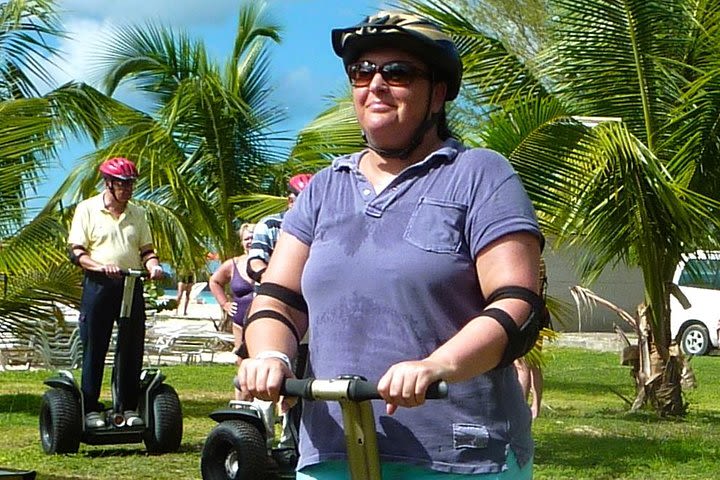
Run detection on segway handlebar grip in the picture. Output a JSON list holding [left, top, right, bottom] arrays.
[[280, 377, 448, 402], [120, 268, 149, 278], [281, 378, 314, 399], [347, 379, 448, 401], [425, 380, 449, 399]]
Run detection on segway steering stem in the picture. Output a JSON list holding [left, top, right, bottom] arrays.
[[281, 376, 448, 480]]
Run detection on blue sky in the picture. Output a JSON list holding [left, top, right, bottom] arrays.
[[34, 0, 384, 207]]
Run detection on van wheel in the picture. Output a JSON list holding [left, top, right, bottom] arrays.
[[680, 324, 710, 356]]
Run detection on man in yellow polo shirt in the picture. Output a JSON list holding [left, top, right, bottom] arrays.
[[68, 157, 163, 430]]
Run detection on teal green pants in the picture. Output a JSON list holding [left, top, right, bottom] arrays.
[[296, 450, 532, 479]]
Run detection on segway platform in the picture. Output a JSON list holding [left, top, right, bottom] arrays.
[[0, 469, 36, 480], [39, 269, 183, 455]]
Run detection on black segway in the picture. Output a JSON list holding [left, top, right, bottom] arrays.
[[39, 269, 183, 454], [200, 375, 447, 480]]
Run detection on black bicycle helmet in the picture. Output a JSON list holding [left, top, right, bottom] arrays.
[[331, 11, 462, 100]]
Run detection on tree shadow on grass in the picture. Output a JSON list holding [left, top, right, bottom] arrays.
[[535, 431, 707, 477], [545, 386, 720, 427], [83, 442, 201, 457], [0, 393, 42, 415], [0, 394, 228, 420], [546, 380, 633, 397], [180, 398, 230, 417], [691, 411, 720, 425], [39, 477, 89, 480]]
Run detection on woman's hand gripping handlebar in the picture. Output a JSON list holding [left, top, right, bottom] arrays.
[[280, 376, 448, 480]]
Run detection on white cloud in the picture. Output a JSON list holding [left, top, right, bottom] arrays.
[[51, 18, 112, 88], [48, 0, 239, 88], [45, 0, 239, 104]]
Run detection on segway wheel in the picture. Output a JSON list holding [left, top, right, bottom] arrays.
[[201, 420, 267, 480], [39, 388, 81, 454], [143, 384, 183, 454]]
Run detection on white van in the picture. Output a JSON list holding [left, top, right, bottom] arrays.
[[670, 250, 720, 355]]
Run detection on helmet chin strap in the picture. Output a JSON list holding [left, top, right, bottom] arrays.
[[104, 180, 128, 207], [362, 83, 440, 160], [363, 114, 439, 160]]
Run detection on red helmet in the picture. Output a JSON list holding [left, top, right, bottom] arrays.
[[99, 157, 138, 180], [288, 173, 313, 194]]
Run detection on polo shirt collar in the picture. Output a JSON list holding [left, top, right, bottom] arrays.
[[332, 138, 461, 173], [91, 193, 107, 212], [93, 192, 134, 217]]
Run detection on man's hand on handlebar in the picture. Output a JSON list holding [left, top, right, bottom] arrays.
[[97, 263, 122, 278], [149, 264, 164, 280]]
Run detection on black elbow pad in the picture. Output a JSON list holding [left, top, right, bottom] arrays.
[[68, 245, 87, 266], [256, 282, 308, 313], [483, 286, 548, 369]]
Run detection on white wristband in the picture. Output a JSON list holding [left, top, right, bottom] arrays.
[[255, 350, 292, 370]]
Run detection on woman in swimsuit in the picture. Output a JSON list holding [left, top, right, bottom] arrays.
[[209, 223, 256, 400]]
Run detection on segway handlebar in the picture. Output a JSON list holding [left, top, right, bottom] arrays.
[[281, 376, 448, 402], [120, 268, 150, 278], [88, 267, 152, 278]]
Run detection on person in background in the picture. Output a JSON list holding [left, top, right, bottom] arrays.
[[68, 157, 164, 430], [239, 11, 546, 479], [515, 258, 549, 420], [514, 357, 543, 420], [209, 223, 256, 400], [245, 173, 313, 464], [175, 270, 195, 316], [246, 173, 313, 284]]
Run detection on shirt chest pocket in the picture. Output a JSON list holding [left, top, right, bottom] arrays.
[[403, 197, 467, 254]]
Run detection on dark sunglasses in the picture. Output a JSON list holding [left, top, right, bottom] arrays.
[[111, 178, 136, 187], [346, 60, 429, 88]]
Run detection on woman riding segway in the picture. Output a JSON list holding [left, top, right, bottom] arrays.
[[239, 10, 545, 480]]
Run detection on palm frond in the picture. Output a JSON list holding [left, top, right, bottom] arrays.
[[0, 262, 81, 338], [0, 211, 68, 276], [402, 0, 547, 107], [93, 22, 211, 105], [0, 0, 63, 98], [543, 0, 693, 147], [0, 97, 54, 231], [233, 194, 290, 224], [291, 92, 365, 165]]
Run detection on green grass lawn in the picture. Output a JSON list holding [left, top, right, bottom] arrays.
[[1, 346, 719, 479]]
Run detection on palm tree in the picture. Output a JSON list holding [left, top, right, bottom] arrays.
[[50, 2, 288, 275], [0, 0, 123, 338], [403, 0, 720, 415]]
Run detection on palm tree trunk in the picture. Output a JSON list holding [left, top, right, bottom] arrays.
[[630, 304, 686, 416], [572, 286, 688, 416]]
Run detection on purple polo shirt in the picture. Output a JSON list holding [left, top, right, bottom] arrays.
[[283, 138, 540, 474]]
